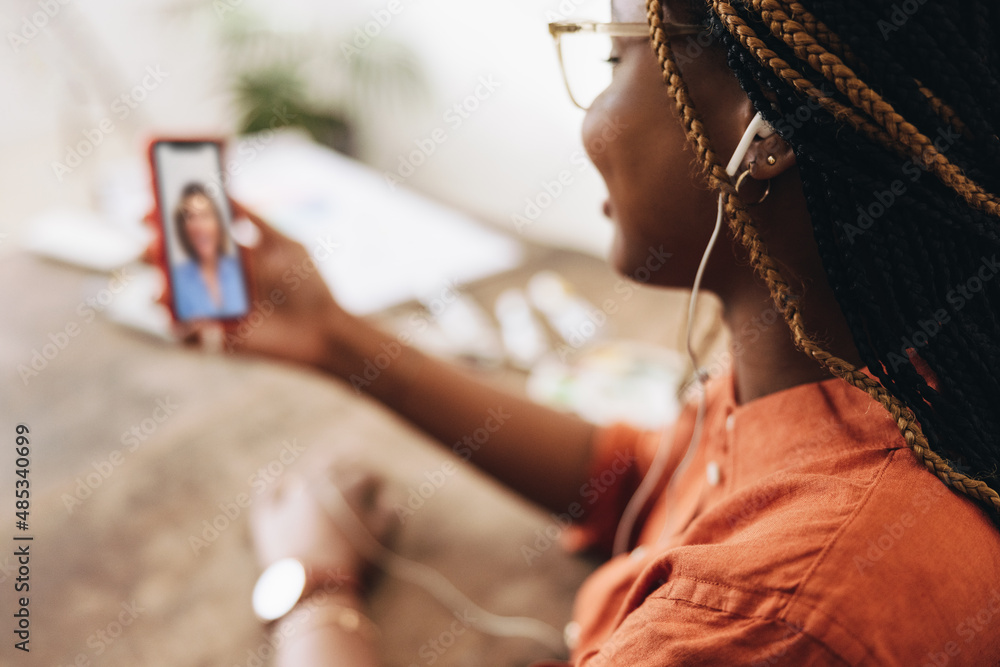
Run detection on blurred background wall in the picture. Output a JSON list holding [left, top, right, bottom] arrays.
[[0, 0, 617, 256]]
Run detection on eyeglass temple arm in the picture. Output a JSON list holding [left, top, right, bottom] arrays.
[[548, 21, 704, 38]]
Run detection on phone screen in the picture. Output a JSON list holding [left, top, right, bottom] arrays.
[[152, 140, 250, 322]]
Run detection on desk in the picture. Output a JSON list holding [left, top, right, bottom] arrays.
[[0, 247, 715, 666]]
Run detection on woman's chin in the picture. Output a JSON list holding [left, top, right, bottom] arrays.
[[608, 235, 691, 289]]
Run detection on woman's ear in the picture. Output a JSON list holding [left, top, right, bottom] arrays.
[[741, 132, 796, 180]]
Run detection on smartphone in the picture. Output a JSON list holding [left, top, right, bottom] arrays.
[[149, 139, 251, 323]]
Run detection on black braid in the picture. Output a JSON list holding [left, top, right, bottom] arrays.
[[705, 0, 1000, 499], [810, 0, 1000, 184]]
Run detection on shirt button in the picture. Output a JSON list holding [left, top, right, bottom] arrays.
[[706, 460, 721, 486], [725, 414, 736, 432]]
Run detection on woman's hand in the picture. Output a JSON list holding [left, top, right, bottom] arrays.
[[223, 202, 353, 366], [145, 200, 357, 368], [250, 473, 365, 580], [249, 462, 399, 586]]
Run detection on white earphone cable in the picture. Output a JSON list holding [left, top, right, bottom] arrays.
[[313, 478, 567, 653], [612, 194, 722, 556], [611, 113, 772, 556]]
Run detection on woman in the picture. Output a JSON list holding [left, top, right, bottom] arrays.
[[239, 0, 1000, 663], [170, 182, 249, 320]]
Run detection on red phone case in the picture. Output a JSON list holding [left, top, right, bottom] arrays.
[[146, 137, 255, 330]]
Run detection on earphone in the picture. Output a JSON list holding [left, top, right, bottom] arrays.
[[726, 112, 775, 177], [612, 112, 775, 556]]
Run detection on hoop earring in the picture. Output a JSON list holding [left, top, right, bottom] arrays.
[[735, 169, 771, 205]]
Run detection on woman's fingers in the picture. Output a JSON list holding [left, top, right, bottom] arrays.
[[230, 199, 294, 251], [140, 209, 163, 264], [137, 210, 171, 309]]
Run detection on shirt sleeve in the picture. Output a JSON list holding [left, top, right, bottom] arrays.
[[531, 596, 847, 667], [560, 422, 659, 557]]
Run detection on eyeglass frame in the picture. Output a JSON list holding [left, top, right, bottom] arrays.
[[548, 20, 707, 110]]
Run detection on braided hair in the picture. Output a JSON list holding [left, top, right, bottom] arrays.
[[646, 0, 1000, 515]]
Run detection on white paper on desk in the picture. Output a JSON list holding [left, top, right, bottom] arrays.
[[228, 132, 525, 315], [20, 208, 148, 272]]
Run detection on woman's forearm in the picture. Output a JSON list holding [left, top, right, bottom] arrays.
[[273, 591, 380, 667], [314, 315, 597, 514]]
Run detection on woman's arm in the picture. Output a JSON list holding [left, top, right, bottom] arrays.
[[250, 476, 382, 667], [318, 313, 597, 514], [228, 205, 597, 514], [271, 589, 379, 667]]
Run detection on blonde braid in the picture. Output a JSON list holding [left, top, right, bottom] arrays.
[[645, 0, 1000, 511], [774, 0, 967, 139], [917, 84, 969, 136], [760, 0, 966, 138], [770, 2, 967, 139], [772, 0, 857, 67]]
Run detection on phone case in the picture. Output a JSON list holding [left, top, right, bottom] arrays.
[[146, 137, 256, 331]]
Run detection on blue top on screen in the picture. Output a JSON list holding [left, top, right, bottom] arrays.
[[171, 255, 249, 320]]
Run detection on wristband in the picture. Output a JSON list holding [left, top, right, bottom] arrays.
[[276, 595, 380, 643]]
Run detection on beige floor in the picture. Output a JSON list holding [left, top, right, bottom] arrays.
[[0, 246, 724, 667]]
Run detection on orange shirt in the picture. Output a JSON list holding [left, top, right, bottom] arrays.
[[533, 372, 1000, 666]]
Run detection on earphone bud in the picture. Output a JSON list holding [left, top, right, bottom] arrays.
[[726, 112, 775, 177]]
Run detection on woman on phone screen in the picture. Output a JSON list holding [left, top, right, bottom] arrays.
[[171, 182, 248, 320]]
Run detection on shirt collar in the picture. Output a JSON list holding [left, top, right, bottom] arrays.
[[710, 369, 907, 489]]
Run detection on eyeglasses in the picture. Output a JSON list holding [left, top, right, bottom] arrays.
[[548, 20, 706, 111]]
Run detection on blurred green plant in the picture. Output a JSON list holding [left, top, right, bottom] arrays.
[[221, 18, 428, 157], [233, 67, 353, 153]]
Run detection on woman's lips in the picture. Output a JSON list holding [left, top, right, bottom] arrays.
[[603, 199, 612, 218]]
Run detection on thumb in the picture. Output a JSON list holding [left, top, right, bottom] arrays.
[[230, 198, 292, 250], [140, 208, 163, 264]]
